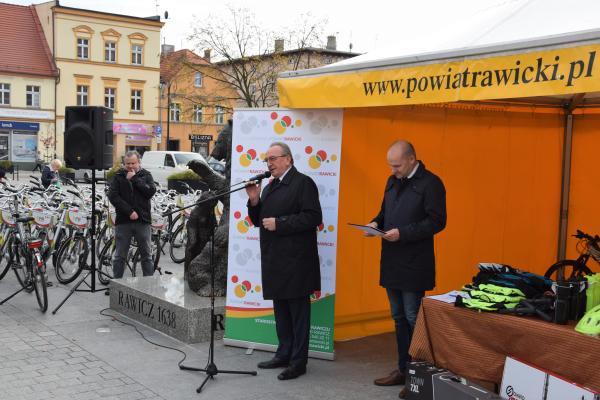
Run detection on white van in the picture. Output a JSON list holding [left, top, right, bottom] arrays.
[[141, 151, 206, 185]]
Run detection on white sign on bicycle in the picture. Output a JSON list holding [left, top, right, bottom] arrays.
[[67, 209, 88, 228]]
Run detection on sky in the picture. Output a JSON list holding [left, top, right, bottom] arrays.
[[8, 0, 522, 55]]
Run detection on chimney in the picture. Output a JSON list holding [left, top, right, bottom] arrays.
[[161, 44, 175, 55], [274, 38, 284, 52], [326, 35, 337, 51], [204, 49, 211, 61]]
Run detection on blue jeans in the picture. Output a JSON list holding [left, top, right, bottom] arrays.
[[112, 222, 153, 279], [386, 288, 424, 371]]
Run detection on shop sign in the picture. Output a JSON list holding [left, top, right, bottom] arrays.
[[0, 108, 53, 120], [114, 123, 150, 134], [0, 121, 40, 131], [189, 134, 212, 141]]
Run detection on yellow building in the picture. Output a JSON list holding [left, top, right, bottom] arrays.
[[159, 48, 237, 155], [34, 2, 163, 160], [0, 3, 58, 169]]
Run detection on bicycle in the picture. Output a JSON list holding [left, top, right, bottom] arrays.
[[0, 186, 48, 312], [545, 229, 599, 282]]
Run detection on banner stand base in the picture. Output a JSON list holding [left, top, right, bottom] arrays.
[[223, 338, 335, 361]]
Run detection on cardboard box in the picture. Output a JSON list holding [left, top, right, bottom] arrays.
[[405, 361, 447, 400], [501, 356, 599, 400], [432, 373, 502, 399]]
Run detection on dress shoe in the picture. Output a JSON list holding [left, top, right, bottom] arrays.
[[374, 369, 405, 386], [257, 357, 289, 369], [277, 365, 306, 380], [399, 386, 408, 399]]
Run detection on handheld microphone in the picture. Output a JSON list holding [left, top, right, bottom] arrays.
[[247, 171, 271, 182]]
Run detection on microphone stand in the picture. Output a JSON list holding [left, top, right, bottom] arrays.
[[165, 180, 261, 393]]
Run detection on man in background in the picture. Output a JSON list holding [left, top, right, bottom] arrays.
[[108, 151, 156, 283]]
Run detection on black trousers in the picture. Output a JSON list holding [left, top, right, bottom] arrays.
[[273, 296, 311, 367]]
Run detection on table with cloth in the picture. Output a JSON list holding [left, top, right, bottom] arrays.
[[409, 297, 600, 391]]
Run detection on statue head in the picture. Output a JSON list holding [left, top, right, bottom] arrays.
[[211, 120, 232, 162]]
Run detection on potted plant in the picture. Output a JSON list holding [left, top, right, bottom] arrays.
[[167, 169, 208, 193], [0, 160, 14, 173], [58, 166, 76, 181]]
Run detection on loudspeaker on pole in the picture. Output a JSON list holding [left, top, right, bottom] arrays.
[[64, 106, 114, 169]]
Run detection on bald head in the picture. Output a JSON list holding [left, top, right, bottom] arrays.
[[387, 140, 417, 179]]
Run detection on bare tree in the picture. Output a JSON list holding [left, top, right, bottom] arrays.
[[187, 6, 328, 107]]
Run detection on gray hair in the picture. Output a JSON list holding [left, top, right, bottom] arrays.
[[269, 142, 294, 164], [50, 159, 63, 169], [390, 140, 417, 159], [124, 150, 141, 161]]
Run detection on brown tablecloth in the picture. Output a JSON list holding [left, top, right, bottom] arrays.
[[409, 297, 600, 391]]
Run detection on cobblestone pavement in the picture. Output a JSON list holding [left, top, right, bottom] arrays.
[[0, 172, 399, 399], [0, 305, 164, 400]]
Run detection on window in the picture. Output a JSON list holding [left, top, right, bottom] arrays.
[[105, 41, 116, 62], [104, 87, 116, 109], [131, 89, 142, 112], [170, 103, 181, 122], [76, 85, 88, 106], [131, 44, 143, 65], [26, 85, 40, 108], [0, 83, 10, 105], [164, 154, 175, 167], [194, 72, 203, 87], [215, 106, 224, 124], [193, 105, 203, 123], [77, 38, 89, 59]]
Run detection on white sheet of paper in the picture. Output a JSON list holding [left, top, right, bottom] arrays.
[[427, 290, 470, 303], [348, 223, 386, 237]]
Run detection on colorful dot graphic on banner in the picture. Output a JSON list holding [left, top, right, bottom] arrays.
[[231, 275, 262, 298], [234, 211, 254, 233], [305, 146, 338, 169], [271, 112, 301, 135], [317, 223, 336, 233], [236, 145, 258, 167]]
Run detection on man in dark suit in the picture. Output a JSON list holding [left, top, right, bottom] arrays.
[[246, 141, 322, 380], [366, 140, 446, 396]]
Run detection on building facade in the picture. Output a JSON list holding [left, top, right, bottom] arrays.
[[217, 36, 359, 108], [0, 3, 58, 169], [34, 2, 163, 161], [159, 48, 237, 156]]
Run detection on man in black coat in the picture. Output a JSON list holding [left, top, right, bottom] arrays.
[[366, 140, 446, 393], [108, 151, 156, 280], [246, 142, 322, 380]]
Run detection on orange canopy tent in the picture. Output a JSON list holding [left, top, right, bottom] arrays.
[[277, 1, 600, 340]]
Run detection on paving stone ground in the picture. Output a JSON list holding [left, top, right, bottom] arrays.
[[0, 172, 400, 400]]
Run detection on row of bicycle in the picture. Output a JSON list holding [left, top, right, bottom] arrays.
[[0, 175, 200, 312]]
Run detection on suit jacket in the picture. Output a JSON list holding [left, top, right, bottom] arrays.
[[372, 162, 446, 291], [248, 166, 322, 300]]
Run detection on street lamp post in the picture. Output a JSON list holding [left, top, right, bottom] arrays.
[[166, 83, 171, 151]]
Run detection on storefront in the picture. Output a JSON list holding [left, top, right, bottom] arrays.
[[114, 122, 157, 159], [0, 120, 41, 166], [189, 134, 212, 157]]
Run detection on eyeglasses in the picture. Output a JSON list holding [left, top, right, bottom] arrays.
[[262, 155, 287, 163]]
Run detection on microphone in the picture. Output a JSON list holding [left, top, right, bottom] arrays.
[[247, 171, 271, 182]]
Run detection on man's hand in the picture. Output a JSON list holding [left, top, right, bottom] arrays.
[[262, 217, 276, 231], [245, 182, 261, 206], [130, 211, 139, 221], [126, 170, 136, 180], [364, 221, 379, 237], [383, 228, 400, 242]]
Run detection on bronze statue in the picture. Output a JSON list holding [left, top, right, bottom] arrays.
[[185, 121, 232, 296]]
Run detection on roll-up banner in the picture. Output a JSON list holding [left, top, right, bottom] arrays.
[[224, 108, 343, 360]]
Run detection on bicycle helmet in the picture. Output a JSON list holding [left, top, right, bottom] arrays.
[[575, 304, 600, 336]]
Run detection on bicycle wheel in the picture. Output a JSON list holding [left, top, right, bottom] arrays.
[[51, 228, 69, 268], [0, 238, 11, 280], [55, 236, 86, 284], [31, 253, 48, 312], [11, 241, 33, 292], [544, 259, 592, 282], [169, 224, 187, 264], [97, 240, 114, 285], [96, 224, 112, 257]]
